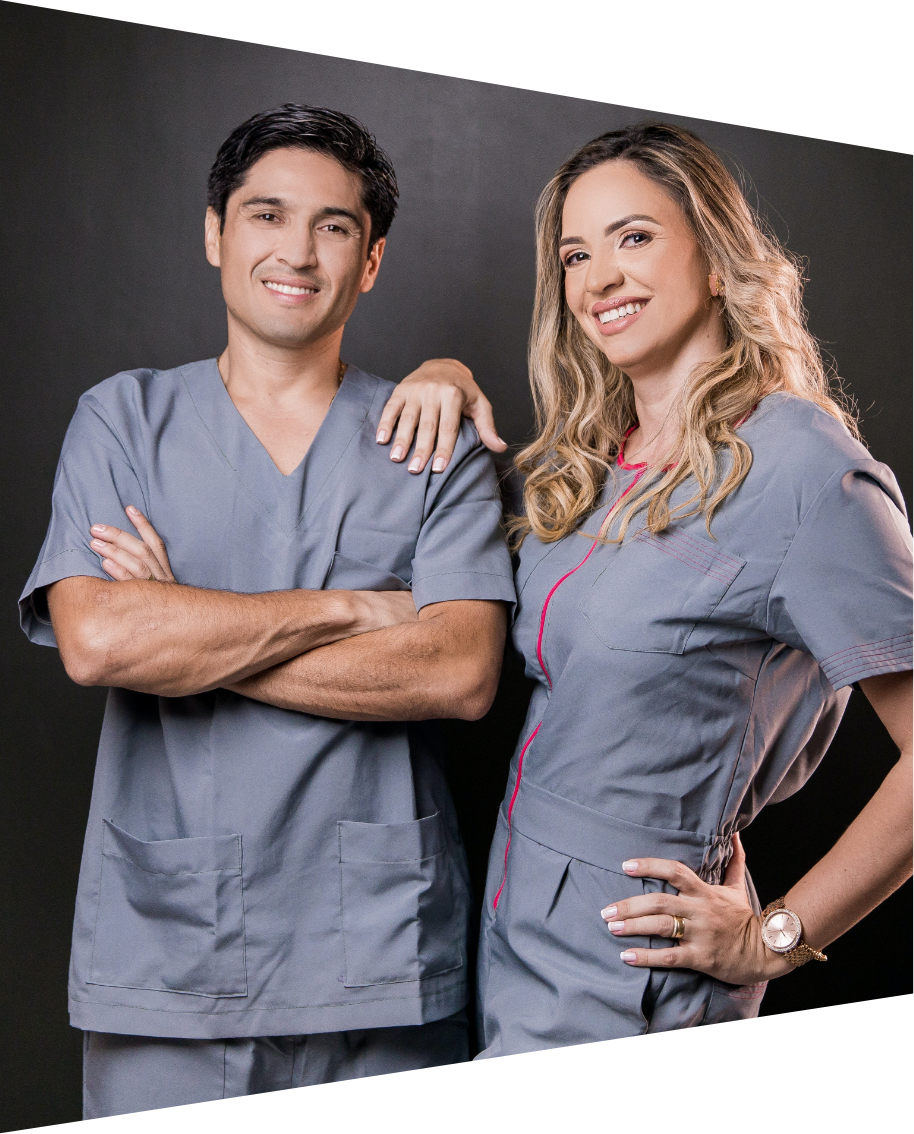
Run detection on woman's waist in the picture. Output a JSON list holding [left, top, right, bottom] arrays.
[[507, 779, 732, 883]]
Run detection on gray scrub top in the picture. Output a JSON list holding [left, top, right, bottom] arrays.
[[477, 393, 912, 1056], [20, 359, 516, 1040]]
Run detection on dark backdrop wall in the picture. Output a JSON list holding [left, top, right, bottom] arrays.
[[1, 3, 910, 1129]]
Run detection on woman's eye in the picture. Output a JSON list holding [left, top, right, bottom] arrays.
[[621, 231, 651, 247], [563, 251, 588, 267]]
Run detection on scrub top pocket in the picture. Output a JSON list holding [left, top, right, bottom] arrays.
[[338, 812, 463, 987], [89, 820, 247, 998], [579, 528, 746, 654]]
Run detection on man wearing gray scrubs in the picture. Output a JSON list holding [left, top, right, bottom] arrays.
[[19, 106, 515, 1117]]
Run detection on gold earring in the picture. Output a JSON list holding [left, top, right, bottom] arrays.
[[709, 273, 724, 297]]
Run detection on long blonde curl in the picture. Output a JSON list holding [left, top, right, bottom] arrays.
[[510, 122, 856, 547]]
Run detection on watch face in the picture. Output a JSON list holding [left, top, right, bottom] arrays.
[[762, 910, 802, 953]]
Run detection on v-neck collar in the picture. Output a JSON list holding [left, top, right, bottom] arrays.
[[179, 358, 379, 535]]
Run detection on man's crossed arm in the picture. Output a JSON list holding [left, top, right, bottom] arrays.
[[46, 509, 507, 721]]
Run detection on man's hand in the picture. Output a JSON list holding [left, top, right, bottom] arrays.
[[92, 508, 419, 639], [90, 505, 176, 582]]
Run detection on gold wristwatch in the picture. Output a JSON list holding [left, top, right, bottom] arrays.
[[760, 898, 827, 966]]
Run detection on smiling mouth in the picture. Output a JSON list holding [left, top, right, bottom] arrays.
[[263, 280, 319, 296], [597, 299, 647, 324]]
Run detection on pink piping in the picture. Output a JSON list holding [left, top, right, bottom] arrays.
[[493, 439, 646, 911]]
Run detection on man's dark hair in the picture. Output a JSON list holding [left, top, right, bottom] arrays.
[[207, 104, 399, 248]]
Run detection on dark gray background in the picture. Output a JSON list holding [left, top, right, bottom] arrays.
[[0, 2, 911, 1129]]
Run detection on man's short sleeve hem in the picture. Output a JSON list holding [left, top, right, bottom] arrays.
[[820, 633, 913, 690], [19, 549, 107, 646], [411, 571, 516, 613]]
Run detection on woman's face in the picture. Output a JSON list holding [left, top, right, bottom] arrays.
[[560, 160, 721, 377]]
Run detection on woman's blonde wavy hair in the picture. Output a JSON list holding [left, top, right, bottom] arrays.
[[510, 122, 856, 547]]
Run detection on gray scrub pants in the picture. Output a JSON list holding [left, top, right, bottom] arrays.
[[83, 1011, 468, 1119]]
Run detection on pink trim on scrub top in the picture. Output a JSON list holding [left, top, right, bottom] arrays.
[[493, 431, 646, 911], [493, 411, 758, 910]]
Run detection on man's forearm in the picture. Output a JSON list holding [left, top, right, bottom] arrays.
[[47, 576, 372, 697], [228, 601, 506, 721]]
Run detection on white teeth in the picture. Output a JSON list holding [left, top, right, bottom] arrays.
[[265, 281, 311, 295], [598, 301, 645, 324]]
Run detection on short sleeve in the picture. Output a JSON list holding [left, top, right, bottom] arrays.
[[767, 461, 913, 689], [409, 423, 516, 612], [19, 395, 148, 646]]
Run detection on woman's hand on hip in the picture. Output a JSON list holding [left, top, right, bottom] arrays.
[[601, 833, 792, 985], [376, 358, 506, 474]]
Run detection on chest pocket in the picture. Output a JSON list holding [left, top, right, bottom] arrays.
[[579, 527, 745, 654]]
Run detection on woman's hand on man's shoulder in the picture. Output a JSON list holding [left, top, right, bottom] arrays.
[[377, 358, 507, 475]]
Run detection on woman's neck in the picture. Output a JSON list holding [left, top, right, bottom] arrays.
[[622, 314, 727, 466]]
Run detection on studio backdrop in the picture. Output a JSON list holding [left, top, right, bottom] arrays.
[[0, 3, 911, 1130]]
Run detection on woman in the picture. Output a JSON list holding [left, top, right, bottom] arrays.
[[378, 123, 912, 1055]]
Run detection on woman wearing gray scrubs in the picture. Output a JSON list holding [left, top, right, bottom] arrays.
[[379, 123, 913, 1055]]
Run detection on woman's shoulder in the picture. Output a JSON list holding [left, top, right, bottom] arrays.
[[740, 392, 873, 483]]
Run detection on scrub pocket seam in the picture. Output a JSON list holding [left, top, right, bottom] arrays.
[[88, 820, 248, 999]]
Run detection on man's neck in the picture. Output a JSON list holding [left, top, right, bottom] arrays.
[[216, 319, 346, 476], [218, 318, 344, 411]]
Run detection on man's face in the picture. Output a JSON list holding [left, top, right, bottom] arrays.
[[205, 147, 384, 350]]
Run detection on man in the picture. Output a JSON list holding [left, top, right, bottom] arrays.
[[19, 104, 514, 1118]]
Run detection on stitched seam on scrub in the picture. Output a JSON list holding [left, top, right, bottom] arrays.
[[631, 532, 740, 584], [495, 469, 646, 913], [70, 979, 466, 1013]]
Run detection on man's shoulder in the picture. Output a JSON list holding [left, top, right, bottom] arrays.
[[78, 359, 209, 412], [346, 364, 484, 452]]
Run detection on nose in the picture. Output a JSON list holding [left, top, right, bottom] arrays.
[[275, 219, 319, 272], [584, 244, 624, 297]]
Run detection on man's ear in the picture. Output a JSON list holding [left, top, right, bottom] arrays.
[[359, 237, 386, 295], [204, 207, 222, 268]]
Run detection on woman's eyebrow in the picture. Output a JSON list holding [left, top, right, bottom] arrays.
[[605, 213, 659, 235], [559, 213, 660, 248]]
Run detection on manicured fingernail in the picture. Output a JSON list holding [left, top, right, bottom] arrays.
[[90, 539, 105, 550], [391, 446, 404, 461], [408, 457, 422, 473], [601, 905, 617, 920], [432, 457, 446, 472], [620, 951, 637, 963], [376, 430, 388, 444], [126, 505, 139, 515], [622, 860, 639, 873], [497, 437, 507, 445], [608, 922, 625, 933], [90, 525, 106, 534]]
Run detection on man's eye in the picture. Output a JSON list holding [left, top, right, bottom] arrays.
[[321, 223, 347, 233], [257, 213, 279, 222]]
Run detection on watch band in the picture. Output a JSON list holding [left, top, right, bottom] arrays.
[[762, 898, 827, 966]]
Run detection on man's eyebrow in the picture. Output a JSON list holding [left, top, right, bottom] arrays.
[[559, 214, 660, 248], [239, 198, 363, 227], [314, 206, 363, 226], [239, 196, 286, 209]]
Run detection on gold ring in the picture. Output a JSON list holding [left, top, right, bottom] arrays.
[[670, 915, 685, 939]]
